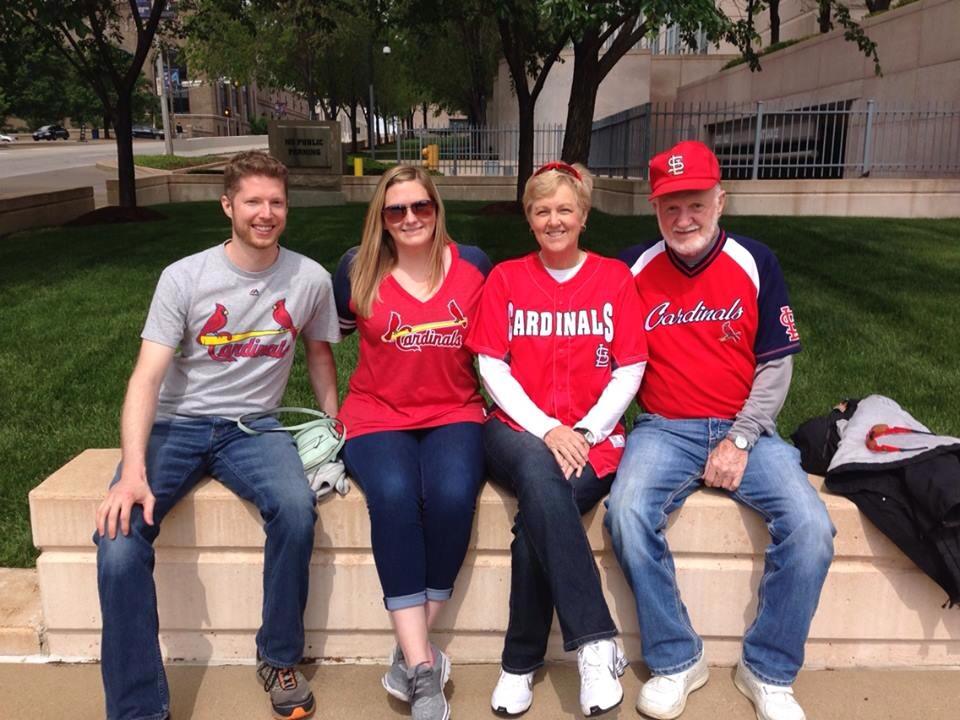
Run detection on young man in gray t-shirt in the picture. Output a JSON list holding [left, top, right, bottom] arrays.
[[95, 151, 339, 720]]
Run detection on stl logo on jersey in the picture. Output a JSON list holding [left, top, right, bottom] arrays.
[[196, 299, 297, 363], [595, 344, 611, 368], [381, 299, 467, 352], [779, 305, 800, 342]]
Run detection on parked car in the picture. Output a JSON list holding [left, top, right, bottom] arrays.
[[0, 133, 16, 142], [132, 125, 164, 140], [32, 124, 70, 141]]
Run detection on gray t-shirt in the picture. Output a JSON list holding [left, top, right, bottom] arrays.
[[142, 243, 340, 419]]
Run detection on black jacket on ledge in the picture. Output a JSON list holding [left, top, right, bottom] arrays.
[[792, 395, 960, 606]]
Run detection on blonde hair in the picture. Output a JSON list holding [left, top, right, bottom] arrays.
[[523, 162, 594, 219], [350, 165, 452, 318]]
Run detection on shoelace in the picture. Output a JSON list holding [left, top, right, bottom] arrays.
[[407, 662, 432, 701], [499, 671, 532, 691], [260, 665, 298, 692], [578, 645, 613, 690], [645, 673, 683, 694]]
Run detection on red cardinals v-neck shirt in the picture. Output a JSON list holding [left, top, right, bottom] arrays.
[[334, 243, 491, 438]]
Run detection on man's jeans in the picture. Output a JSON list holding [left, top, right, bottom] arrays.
[[484, 418, 617, 673], [94, 417, 317, 720], [605, 414, 834, 685]]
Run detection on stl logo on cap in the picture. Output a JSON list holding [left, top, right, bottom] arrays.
[[649, 140, 721, 199]]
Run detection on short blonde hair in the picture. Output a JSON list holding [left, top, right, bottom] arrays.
[[223, 151, 288, 199], [349, 165, 452, 318], [523, 162, 594, 219]]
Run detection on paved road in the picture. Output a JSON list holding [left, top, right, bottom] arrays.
[[0, 138, 265, 208], [0, 139, 169, 207]]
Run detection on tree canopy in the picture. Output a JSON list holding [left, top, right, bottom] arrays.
[[0, 1, 170, 208]]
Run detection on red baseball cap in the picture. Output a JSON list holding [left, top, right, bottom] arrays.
[[648, 140, 721, 199]]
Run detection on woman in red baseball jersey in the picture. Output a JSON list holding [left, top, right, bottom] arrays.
[[467, 162, 648, 717], [333, 165, 491, 720]]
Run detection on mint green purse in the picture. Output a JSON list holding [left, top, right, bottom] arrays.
[[237, 407, 346, 473]]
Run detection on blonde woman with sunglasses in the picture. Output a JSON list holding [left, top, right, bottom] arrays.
[[333, 165, 491, 720]]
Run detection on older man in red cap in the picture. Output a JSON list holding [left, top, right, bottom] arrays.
[[605, 141, 834, 720]]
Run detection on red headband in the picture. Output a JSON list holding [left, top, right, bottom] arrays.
[[533, 161, 582, 182]]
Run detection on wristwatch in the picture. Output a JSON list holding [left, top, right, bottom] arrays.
[[730, 433, 750, 451], [574, 427, 596, 446]]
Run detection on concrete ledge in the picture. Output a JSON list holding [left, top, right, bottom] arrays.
[[592, 177, 960, 217], [28, 449, 960, 667], [0, 187, 95, 236], [105, 173, 960, 218], [0, 569, 43, 656]]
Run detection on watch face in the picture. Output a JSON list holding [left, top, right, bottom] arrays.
[[733, 435, 749, 450]]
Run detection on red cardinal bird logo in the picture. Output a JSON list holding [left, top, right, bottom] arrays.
[[272, 298, 298, 343], [381, 300, 467, 351], [197, 303, 230, 344]]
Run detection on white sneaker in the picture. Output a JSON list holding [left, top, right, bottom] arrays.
[[636, 654, 709, 719], [577, 638, 628, 716], [734, 661, 806, 720], [490, 668, 534, 715]]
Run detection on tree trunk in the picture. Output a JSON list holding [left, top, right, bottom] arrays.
[[348, 101, 359, 154], [102, 114, 111, 140], [422, 102, 429, 129], [770, 0, 781, 45], [560, 41, 602, 165], [114, 94, 137, 209], [516, 93, 535, 203], [819, 1, 833, 33]]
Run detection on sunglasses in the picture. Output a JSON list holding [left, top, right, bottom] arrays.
[[382, 199, 437, 224], [534, 161, 582, 181]]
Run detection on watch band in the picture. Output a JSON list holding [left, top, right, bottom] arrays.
[[574, 427, 596, 446]]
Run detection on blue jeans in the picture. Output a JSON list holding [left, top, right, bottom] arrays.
[[94, 416, 317, 720], [605, 414, 835, 685], [341, 422, 484, 610], [484, 418, 617, 673]]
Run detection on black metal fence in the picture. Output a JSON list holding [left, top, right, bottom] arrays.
[[588, 99, 960, 180]]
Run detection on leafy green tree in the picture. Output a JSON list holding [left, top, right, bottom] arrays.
[[553, 1, 758, 165], [182, 0, 380, 148], [0, 1, 169, 208], [395, 0, 500, 128], [487, 0, 570, 199]]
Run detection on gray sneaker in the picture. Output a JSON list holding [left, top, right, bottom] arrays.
[[407, 661, 451, 720], [256, 659, 316, 720], [383, 643, 451, 702]]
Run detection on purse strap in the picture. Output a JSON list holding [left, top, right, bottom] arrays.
[[237, 407, 337, 435]]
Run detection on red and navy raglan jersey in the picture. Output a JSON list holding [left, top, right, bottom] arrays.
[[467, 252, 648, 477], [619, 230, 801, 421], [334, 243, 491, 438]]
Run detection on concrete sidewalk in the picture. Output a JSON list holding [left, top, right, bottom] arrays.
[[1, 661, 956, 719]]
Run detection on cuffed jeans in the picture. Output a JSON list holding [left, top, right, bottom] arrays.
[[484, 418, 617, 673], [94, 416, 317, 720], [605, 414, 835, 685], [341, 422, 484, 610]]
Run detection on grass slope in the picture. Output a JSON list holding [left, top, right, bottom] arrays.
[[0, 204, 957, 567]]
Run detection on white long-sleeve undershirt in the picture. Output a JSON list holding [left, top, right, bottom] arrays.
[[478, 354, 645, 443]]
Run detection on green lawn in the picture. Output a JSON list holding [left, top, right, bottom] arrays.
[[135, 154, 227, 170], [0, 204, 958, 568]]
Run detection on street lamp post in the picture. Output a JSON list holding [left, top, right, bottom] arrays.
[[369, 43, 391, 161]]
